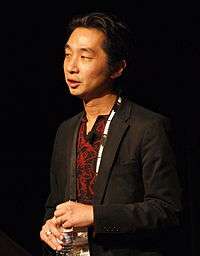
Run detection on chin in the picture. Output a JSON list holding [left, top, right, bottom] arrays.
[[68, 87, 79, 94], [69, 88, 85, 98]]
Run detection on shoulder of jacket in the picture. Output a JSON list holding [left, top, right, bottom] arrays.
[[126, 99, 170, 130]]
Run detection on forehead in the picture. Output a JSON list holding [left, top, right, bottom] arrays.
[[66, 27, 106, 51]]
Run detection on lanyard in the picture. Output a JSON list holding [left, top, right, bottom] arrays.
[[95, 96, 122, 175]]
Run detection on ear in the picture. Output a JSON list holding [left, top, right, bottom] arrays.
[[110, 60, 127, 79]]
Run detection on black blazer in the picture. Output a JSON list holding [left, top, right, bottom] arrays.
[[44, 97, 182, 256]]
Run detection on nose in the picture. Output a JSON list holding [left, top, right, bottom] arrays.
[[65, 57, 79, 74]]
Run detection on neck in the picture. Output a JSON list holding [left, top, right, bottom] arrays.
[[83, 92, 118, 122]]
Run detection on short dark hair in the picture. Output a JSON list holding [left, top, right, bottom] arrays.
[[67, 12, 135, 73]]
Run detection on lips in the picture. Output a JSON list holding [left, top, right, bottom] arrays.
[[67, 79, 81, 88]]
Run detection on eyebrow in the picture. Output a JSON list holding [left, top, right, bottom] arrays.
[[65, 44, 95, 54]]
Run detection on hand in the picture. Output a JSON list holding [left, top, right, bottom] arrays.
[[40, 217, 63, 251], [54, 201, 94, 229]]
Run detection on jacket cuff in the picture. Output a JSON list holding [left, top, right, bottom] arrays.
[[93, 204, 136, 234]]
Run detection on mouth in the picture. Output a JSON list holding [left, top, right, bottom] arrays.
[[67, 79, 81, 88]]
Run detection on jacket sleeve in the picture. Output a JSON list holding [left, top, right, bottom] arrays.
[[93, 118, 182, 234], [43, 123, 65, 223]]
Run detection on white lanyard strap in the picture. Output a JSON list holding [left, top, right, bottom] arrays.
[[95, 96, 122, 175]]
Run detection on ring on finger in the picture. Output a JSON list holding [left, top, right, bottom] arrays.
[[45, 230, 52, 236]]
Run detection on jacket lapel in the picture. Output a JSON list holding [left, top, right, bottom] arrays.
[[64, 112, 83, 201], [94, 98, 133, 204]]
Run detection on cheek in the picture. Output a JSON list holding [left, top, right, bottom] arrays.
[[63, 61, 67, 74], [84, 64, 109, 82]]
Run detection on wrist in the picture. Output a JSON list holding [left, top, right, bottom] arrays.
[[88, 205, 94, 225]]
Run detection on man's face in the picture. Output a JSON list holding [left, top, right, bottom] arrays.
[[64, 27, 113, 100]]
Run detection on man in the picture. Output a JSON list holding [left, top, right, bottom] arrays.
[[40, 12, 181, 256]]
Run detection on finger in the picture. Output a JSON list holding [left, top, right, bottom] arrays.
[[62, 219, 73, 228], [45, 220, 62, 238], [54, 212, 72, 226], [54, 217, 62, 226], [55, 216, 65, 226], [55, 215, 73, 228], [56, 200, 72, 210], [56, 202, 67, 210], [40, 230, 62, 251], [48, 221, 62, 238], [47, 233, 63, 250], [51, 216, 57, 223], [54, 208, 67, 218]]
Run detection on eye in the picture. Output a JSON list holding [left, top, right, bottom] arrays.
[[65, 52, 71, 58], [81, 56, 92, 60]]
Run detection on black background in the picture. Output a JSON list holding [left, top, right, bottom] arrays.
[[0, 1, 199, 255]]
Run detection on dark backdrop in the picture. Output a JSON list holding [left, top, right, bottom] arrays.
[[0, 2, 199, 256]]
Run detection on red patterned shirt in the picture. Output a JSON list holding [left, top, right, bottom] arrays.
[[76, 114, 108, 204]]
